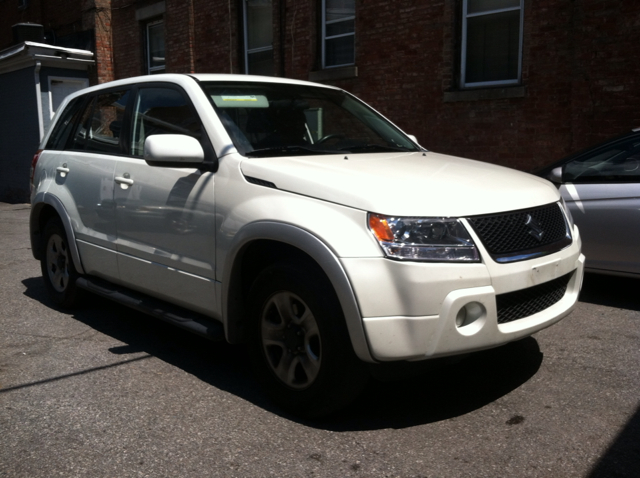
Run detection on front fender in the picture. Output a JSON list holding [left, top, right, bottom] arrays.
[[222, 221, 375, 363]]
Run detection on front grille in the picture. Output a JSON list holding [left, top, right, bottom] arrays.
[[496, 272, 573, 324], [467, 203, 569, 261]]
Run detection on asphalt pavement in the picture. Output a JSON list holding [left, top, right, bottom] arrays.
[[1, 202, 638, 477]]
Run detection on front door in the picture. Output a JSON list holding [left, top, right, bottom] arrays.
[[113, 85, 217, 315]]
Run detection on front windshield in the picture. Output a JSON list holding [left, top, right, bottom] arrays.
[[200, 81, 421, 157]]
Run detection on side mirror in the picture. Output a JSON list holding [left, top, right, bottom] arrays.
[[407, 134, 418, 144], [547, 166, 563, 184], [144, 134, 204, 166]]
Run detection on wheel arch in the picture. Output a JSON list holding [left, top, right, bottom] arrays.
[[222, 221, 374, 363], [30, 192, 85, 275]]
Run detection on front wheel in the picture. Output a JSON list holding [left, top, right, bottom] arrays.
[[40, 217, 82, 308], [248, 262, 368, 417]]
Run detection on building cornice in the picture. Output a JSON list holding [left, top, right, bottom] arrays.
[[0, 41, 94, 76]]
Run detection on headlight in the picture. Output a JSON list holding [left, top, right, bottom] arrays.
[[559, 198, 574, 231], [368, 214, 480, 262]]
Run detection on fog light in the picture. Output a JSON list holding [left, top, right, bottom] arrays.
[[455, 302, 485, 328]]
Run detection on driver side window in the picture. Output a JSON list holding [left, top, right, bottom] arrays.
[[130, 87, 203, 157], [564, 139, 640, 183]]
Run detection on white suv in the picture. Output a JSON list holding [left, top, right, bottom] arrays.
[[30, 74, 584, 416]]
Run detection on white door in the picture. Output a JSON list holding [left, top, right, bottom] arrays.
[[52, 89, 131, 281], [50, 78, 89, 116], [114, 85, 217, 316]]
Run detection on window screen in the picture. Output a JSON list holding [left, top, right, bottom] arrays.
[[462, 0, 523, 87], [244, 0, 274, 75], [323, 0, 355, 68]]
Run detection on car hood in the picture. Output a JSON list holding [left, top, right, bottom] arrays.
[[240, 151, 560, 217]]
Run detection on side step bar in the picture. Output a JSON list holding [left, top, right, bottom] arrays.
[[76, 277, 225, 341]]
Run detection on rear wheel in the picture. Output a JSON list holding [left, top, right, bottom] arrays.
[[248, 262, 368, 417], [40, 217, 82, 308]]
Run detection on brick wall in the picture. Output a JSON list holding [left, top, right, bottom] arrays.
[[111, 0, 147, 78], [315, 0, 640, 171], [569, 0, 640, 150], [191, 0, 240, 74], [3, 0, 637, 171], [83, 0, 114, 84]]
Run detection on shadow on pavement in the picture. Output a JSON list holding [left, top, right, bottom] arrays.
[[589, 404, 640, 478], [579, 272, 640, 311], [320, 337, 542, 431], [22, 276, 542, 430], [581, 272, 640, 477]]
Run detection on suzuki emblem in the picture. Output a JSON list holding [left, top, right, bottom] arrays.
[[525, 214, 544, 241]]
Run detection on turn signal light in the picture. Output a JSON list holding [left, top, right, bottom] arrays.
[[368, 214, 394, 242]]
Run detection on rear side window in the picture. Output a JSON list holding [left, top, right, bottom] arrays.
[[69, 90, 130, 154], [45, 97, 85, 150], [130, 87, 202, 157]]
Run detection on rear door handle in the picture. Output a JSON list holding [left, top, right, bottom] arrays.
[[115, 176, 134, 188], [56, 166, 70, 177], [115, 171, 134, 185]]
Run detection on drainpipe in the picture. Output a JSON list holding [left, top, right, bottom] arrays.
[[34, 60, 45, 141], [280, 0, 285, 77]]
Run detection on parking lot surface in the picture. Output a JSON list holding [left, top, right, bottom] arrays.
[[1, 203, 638, 477]]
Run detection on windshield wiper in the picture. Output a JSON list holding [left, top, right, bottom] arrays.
[[340, 144, 415, 153], [245, 145, 343, 157]]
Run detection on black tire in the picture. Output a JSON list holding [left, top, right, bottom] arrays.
[[248, 262, 368, 418], [40, 217, 83, 308]]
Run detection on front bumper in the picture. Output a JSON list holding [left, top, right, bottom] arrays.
[[342, 228, 585, 362]]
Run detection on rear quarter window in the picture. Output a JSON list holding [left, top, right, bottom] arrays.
[[45, 97, 86, 150]]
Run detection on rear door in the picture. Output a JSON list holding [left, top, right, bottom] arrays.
[[560, 136, 640, 275], [45, 88, 131, 281], [113, 84, 217, 315]]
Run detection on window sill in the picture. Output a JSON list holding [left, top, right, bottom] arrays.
[[444, 86, 526, 102], [309, 66, 358, 82]]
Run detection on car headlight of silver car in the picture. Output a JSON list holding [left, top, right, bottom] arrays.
[[368, 214, 480, 262], [559, 198, 574, 231]]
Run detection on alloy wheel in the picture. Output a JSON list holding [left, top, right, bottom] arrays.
[[260, 291, 322, 390], [46, 233, 70, 293]]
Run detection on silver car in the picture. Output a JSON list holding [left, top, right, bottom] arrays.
[[538, 128, 640, 277]]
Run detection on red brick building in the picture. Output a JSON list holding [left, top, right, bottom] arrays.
[[2, 0, 639, 171]]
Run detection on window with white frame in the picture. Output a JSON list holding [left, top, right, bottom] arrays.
[[322, 0, 355, 68], [146, 20, 166, 74], [461, 0, 523, 88], [243, 0, 274, 76]]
